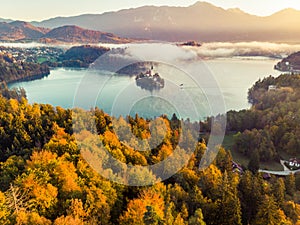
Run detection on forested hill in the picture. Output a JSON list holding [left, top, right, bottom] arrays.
[[0, 21, 133, 44], [275, 51, 300, 72], [1, 80, 300, 224], [219, 74, 300, 166], [42, 25, 132, 44], [43, 45, 110, 68]]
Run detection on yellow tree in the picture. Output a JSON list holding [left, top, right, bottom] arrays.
[[18, 151, 58, 215], [16, 211, 52, 225], [0, 191, 10, 225], [44, 124, 78, 157], [84, 185, 111, 224], [22, 173, 58, 215], [53, 156, 82, 199], [54, 199, 86, 225], [199, 164, 223, 200], [119, 189, 165, 225]]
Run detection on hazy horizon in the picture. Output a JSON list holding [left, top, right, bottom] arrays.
[[1, 0, 300, 22]]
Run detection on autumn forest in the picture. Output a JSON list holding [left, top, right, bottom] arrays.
[[0, 72, 300, 225]]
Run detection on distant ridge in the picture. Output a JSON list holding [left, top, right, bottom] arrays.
[[0, 21, 49, 40], [42, 25, 132, 43], [0, 22, 132, 44], [30, 1, 300, 42]]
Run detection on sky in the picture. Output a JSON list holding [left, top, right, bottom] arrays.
[[1, 0, 300, 21]]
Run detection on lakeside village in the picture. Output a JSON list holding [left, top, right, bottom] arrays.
[[0, 46, 63, 64]]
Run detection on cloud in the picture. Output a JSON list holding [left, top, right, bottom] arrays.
[[106, 41, 300, 63], [0, 42, 72, 49], [124, 43, 197, 62], [184, 42, 300, 59]]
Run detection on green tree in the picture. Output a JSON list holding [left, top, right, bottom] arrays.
[[238, 171, 263, 224], [188, 208, 206, 225], [285, 174, 296, 197], [215, 147, 233, 173], [0, 156, 25, 191], [254, 195, 292, 225], [248, 149, 260, 174], [218, 172, 242, 225], [144, 205, 163, 225], [272, 178, 285, 206]]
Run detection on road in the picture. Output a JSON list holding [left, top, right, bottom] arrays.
[[259, 160, 300, 176], [259, 169, 300, 176]]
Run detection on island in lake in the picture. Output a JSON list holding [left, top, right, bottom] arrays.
[[135, 66, 165, 91]]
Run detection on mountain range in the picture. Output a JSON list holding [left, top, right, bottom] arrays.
[[1, 2, 300, 43], [0, 21, 132, 44], [0, 21, 49, 41], [27, 2, 300, 43]]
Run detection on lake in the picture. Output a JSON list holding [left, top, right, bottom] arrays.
[[9, 57, 281, 120]]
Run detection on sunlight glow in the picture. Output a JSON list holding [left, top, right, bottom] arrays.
[[1, 0, 300, 21]]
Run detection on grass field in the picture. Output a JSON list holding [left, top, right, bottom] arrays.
[[37, 57, 57, 64], [278, 150, 300, 161], [222, 133, 283, 171], [37, 57, 48, 64]]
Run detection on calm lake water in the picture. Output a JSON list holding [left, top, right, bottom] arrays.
[[9, 57, 281, 120]]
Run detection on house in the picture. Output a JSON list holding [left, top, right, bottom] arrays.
[[262, 173, 271, 180], [232, 161, 243, 174], [288, 158, 300, 169], [268, 85, 277, 91]]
